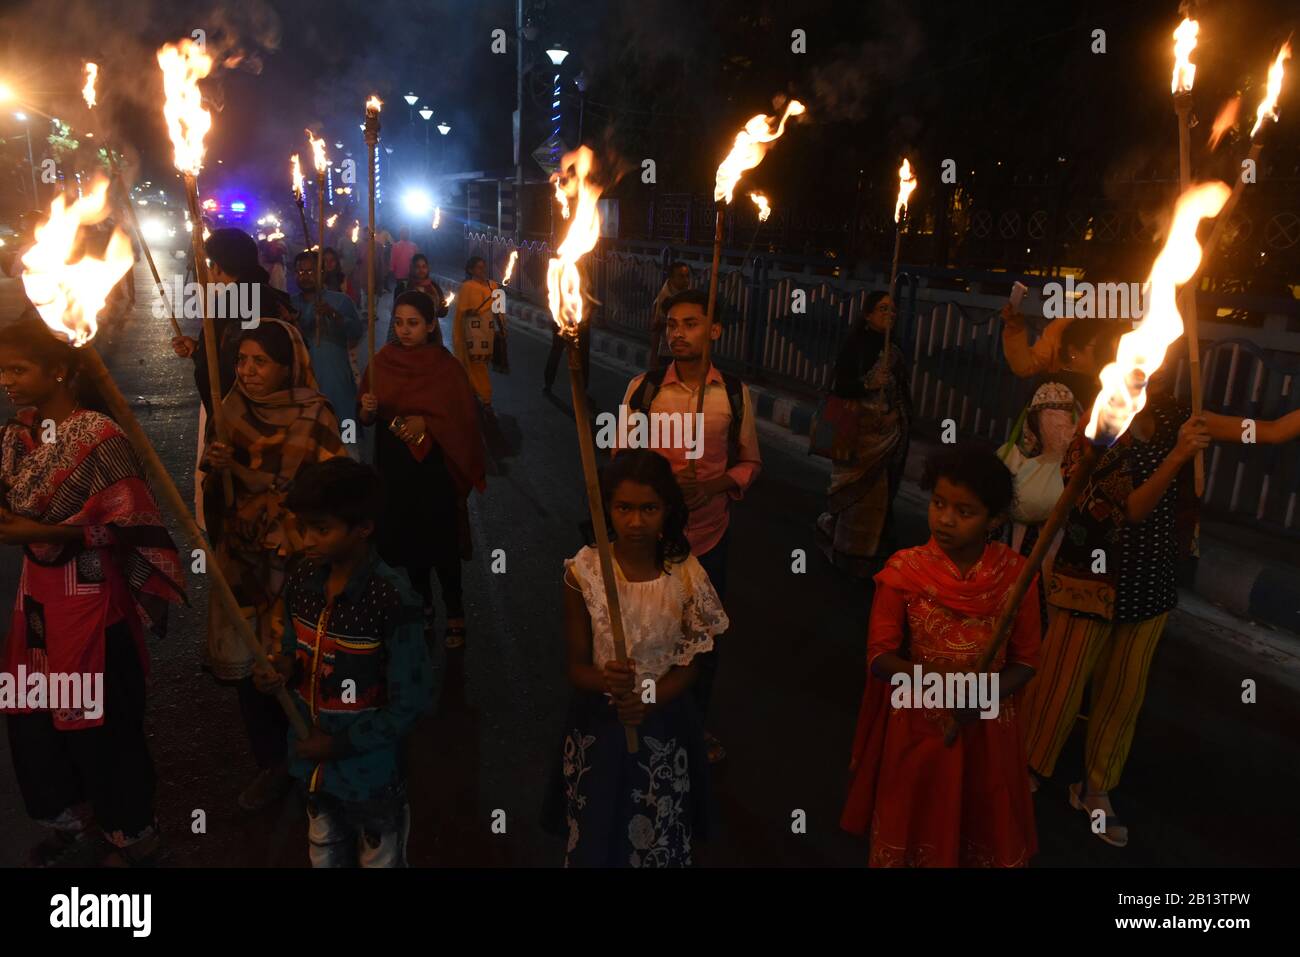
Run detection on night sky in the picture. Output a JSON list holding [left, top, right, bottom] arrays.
[[1, 0, 1296, 225]]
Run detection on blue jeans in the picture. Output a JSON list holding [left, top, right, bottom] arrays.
[[305, 785, 410, 868]]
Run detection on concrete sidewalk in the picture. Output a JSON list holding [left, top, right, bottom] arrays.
[[434, 272, 1300, 639]]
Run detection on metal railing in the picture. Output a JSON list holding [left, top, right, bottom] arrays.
[[466, 228, 1300, 538]]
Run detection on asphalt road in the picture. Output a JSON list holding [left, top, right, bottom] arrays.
[[0, 261, 1297, 867]]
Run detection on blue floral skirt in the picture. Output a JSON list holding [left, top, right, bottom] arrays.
[[542, 690, 713, 867]]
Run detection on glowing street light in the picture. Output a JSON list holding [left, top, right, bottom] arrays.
[[418, 106, 433, 121], [545, 47, 570, 169], [402, 187, 434, 216], [403, 93, 418, 106]]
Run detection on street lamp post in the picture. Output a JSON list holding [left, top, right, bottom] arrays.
[[515, 0, 524, 241], [574, 71, 587, 146], [418, 106, 433, 173], [437, 122, 450, 175], [545, 48, 569, 172], [15, 112, 38, 204]]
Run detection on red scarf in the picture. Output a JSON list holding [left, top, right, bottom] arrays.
[[360, 342, 486, 496], [875, 538, 1024, 618]]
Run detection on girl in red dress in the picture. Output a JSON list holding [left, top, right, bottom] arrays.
[[841, 444, 1041, 867]]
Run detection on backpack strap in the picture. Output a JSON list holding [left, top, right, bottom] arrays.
[[629, 366, 668, 415]]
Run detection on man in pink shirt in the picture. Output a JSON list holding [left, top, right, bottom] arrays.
[[388, 226, 418, 287], [619, 288, 762, 762]]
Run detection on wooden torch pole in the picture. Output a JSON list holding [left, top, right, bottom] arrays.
[[567, 338, 638, 753], [315, 172, 326, 296], [942, 442, 1102, 746], [364, 103, 381, 393], [295, 195, 312, 253], [181, 174, 233, 507], [1175, 91, 1205, 496], [80, 346, 310, 738], [887, 209, 904, 357], [106, 150, 182, 338], [693, 202, 725, 480]]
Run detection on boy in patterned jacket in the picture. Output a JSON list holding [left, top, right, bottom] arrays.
[[254, 458, 436, 867]]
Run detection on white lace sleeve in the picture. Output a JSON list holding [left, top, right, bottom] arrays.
[[564, 549, 612, 661], [672, 556, 729, 668]]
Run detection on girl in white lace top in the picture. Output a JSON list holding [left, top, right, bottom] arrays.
[[543, 450, 728, 867]]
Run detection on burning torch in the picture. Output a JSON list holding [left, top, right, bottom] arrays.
[[548, 147, 637, 752], [888, 157, 917, 356], [699, 98, 805, 476], [1171, 13, 1207, 495], [291, 153, 313, 249], [157, 38, 232, 507], [306, 130, 328, 296]]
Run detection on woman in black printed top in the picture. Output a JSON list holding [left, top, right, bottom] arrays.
[[1021, 361, 1300, 848]]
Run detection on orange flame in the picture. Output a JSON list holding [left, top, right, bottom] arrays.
[[351, 221, 360, 243], [749, 192, 771, 222], [1208, 95, 1240, 149], [157, 39, 213, 176], [1171, 17, 1198, 94], [1086, 182, 1230, 444], [326, 213, 339, 228], [82, 62, 98, 109], [267, 229, 285, 241], [895, 158, 917, 224], [1250, 42, 1292, 138], [306, 130, 328, 173], [291, 154, 304, 200], [547, 147, 603, 334], [20, 180, 134, 347], [366, 95, 383, 113], [502, 249, 519, 285], [714, 99, 805, 204], [445, 291, 455, 308], [432, 207, 441, 230]]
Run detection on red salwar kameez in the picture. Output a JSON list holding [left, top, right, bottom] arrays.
[[1, 408, 185, 851], [841, 538, 1041, 867]]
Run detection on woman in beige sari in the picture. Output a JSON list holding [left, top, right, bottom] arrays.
[[816, 292, 911, 577]]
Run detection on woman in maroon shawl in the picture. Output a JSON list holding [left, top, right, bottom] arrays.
[[0, 319, 185, 866], [360, 290, 485, 649]]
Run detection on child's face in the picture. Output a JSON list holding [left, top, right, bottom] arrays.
[[928, 477, 996, 553], [392, 305, 431, 347], [296, 512, 372, 563], [609, 479, 666, 549]]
